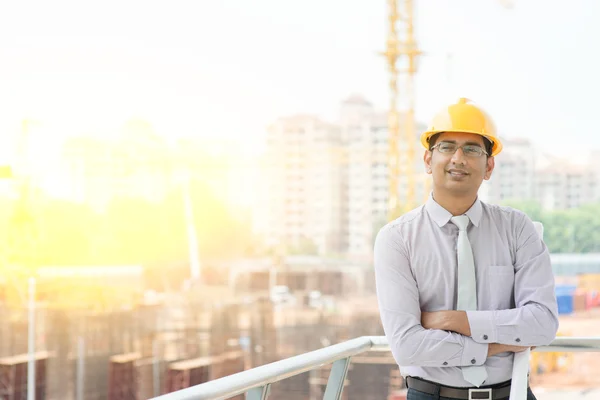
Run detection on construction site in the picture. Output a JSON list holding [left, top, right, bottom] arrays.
[[1, 259, 600, 400], [0, 1, 599, 400], [0, 258, 388, 399]]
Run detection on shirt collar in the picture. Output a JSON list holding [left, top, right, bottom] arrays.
[[425, 193, 482, 228]]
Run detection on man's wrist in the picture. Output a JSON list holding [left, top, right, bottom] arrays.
[[446, 311, 471, 336]]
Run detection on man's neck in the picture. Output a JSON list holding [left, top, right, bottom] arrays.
[[432, 191, 478, 216]]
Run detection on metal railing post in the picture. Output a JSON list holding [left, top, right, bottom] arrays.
[[323, 357, 351, 400], [246, 383, 271, 400]]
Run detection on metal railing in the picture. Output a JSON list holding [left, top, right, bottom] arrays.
[[149, 336, 600, 400]]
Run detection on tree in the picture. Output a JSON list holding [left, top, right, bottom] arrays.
[[500, 200, 600, 253], [21, 180, 256, 269], [37, 200, 97, 265], [288, 237, 318, 255]]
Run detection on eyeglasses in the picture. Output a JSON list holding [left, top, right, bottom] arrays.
[[431, 141, 488, 157]]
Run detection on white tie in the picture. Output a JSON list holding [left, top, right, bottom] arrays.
[[451, 215, 488, 387]]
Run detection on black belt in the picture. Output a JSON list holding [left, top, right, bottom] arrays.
[[406, 376, 518, 400]]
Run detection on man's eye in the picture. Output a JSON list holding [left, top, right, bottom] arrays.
[[464, 146, 481, 154]]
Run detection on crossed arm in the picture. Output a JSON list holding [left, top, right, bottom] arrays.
[[421, 310, 533, 357], [373, 217, 559, 367]]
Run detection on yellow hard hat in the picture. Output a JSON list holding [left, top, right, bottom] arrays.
[[420, 98, 503, 156]]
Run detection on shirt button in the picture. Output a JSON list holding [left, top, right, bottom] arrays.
[[443, 362, 448, 365], [483, 335, 488, 340], [516, 338, 521, 343], [471, 359, 476, 364]]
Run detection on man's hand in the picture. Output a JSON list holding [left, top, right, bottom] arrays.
[[421, 311, 471, 336], [487, 343, 531, 357], [421, 311, 450, 331]]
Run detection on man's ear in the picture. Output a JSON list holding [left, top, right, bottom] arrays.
[[424, 150, 432, 174], [484, 156, 495, 180]]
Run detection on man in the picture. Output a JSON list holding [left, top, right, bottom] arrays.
[[374, 98, 559, 400]]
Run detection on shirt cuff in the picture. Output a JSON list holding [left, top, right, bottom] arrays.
[[466, 310, 497, 344], [461, 337, 488, 367]]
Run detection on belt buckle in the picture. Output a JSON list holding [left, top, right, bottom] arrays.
[[468, 388, 492, 400]]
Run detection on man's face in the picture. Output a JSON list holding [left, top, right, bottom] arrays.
[[423, 132, 495, 196]]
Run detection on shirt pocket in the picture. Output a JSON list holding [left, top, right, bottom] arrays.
[[485, 265, 515, 309]]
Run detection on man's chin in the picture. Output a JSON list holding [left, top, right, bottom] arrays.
[[443, 182, 479, 195]]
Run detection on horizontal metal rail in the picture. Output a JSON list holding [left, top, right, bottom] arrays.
[[150, 336, 600, 400]]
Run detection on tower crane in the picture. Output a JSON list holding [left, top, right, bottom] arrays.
[[383, 0, 420, 221]]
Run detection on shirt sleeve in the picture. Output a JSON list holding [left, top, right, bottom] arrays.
[[466, 213, 559, 346], [374, 224, 488, 367]]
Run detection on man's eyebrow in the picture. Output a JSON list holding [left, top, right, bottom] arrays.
[[439, 140, 484, 147]]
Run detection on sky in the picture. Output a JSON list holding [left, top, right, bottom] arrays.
[[0, 0, 598, 160]]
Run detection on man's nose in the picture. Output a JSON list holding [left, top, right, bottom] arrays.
[[451, 147, 466, 164]]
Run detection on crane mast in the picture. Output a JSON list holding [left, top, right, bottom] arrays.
[[384, 0, 420, 221]]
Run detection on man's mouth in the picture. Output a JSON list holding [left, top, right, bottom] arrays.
[[447, 169, 469, 177]]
